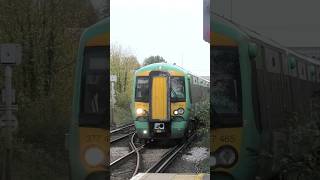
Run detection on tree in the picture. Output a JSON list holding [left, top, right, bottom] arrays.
[[142, 55, 166, 66], [0, 0, 99, 179], [111, 44, 140, 108]]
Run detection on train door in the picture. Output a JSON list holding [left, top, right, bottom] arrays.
[[149, 71, 170, 136], [151, 76, 168, 121]]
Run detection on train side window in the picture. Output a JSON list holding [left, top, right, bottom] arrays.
[[193, 77, 198, 85], [272, 57, 276, 67], [307, 65, 316, 82], [288, 57, 297, 77], [188, 78, 192, 103], [317, 66, 320, 82], [282, 54, 289, 75], [298, 61, 307, 80], [265, 48, 281, 73], [254, 45, 264, 69]]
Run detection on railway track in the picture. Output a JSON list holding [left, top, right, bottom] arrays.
[[110, 133, 145, 167], [110, 133, 196, 180], [111, 123, 134, 134], [110, 123, 135, 143], [145, 134, 195, 173]]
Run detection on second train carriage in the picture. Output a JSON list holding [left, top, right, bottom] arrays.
[[131, 63, 210, 140], [211, 13, 320, 180]]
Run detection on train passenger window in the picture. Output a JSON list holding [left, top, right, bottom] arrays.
[[254, 45, 264, 69], [265, 48, 281, 73], [317, 66, 320, 82], [272, 57, 276, 67], [193, 77, 198, 85], [298, 62, 307, 80], [171, 77, 185, 101], [288, 57, 297, 77], [282, 55, 289, 75], [212, 46, 242, 127], [135, 77, 149, 102], [188, 79, 192, 103], [307, 65, 316, 82]]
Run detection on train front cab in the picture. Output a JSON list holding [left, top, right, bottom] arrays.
[[133, 65, 191, 140], [211, 15, 259, 180], [67, 19, 109, 180]]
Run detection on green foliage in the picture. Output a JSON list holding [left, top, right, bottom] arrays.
[[0, 0, 99, 179], [194, 100, 210, 174], [258, 92, 320, 179], [111, 105, 133, 127], [110, 44, 140, 110], [196, 100, 210, 128], [142, 55, 166, 66]]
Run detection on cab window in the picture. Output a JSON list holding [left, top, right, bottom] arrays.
[[212, 46, 242, 127], [171, 77, 185, 102], [79, 46, 108, 128], [135, 77, 149, 102]]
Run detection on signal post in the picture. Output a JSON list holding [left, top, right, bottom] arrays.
[[0, 44, 21, 180]]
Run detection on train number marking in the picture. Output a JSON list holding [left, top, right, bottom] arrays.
[[85, 135, 106, 142], [219, 135, 235, 143]]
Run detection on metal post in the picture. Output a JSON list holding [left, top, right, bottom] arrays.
[[0, 44, 21, 180], [110, 75, 117, 127], [1, 66, 13, 180], [111, 81, 115, 126]]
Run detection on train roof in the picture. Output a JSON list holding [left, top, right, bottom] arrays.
[[79, 18, 109, 47], [212, 13, 320, 66], [135, 63, 210, 83]]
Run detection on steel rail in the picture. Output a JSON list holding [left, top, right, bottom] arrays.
[[145, 134, 196, 173], [130, 133, 141, 177], [110, 144, 145, 167], [110, 131, 135, 143], [110, 123, 134, 134]]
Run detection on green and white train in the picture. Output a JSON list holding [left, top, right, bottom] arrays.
[[211, 13, 320, 180], [131, 63, 210, 140]]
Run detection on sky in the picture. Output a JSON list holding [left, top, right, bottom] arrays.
[[213, 0, 320, 47], [111, 0, 210, 76]]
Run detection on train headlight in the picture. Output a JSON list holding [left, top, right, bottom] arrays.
[[173, 110, 179, 115], [177, 108, 184, 114], [136, 108, 144, 116], [84, 147, 105, 167], [214, 146, 238, 167], [173, 108, 184, 115]]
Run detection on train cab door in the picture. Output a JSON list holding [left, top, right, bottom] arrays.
[[149, 71, 170, 135], [149, 71, 170, 121]]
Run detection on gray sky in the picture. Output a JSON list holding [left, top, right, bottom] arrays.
[[213, 0, 320, 47], [111, 0, 210, 76]]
